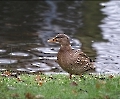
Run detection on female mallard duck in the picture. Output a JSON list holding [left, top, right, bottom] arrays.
[[48, 34, 95, 79]]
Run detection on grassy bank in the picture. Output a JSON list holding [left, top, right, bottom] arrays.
[[0, 72, 120, 99]]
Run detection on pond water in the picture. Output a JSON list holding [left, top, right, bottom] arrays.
[[0, 0, 120, 74], [93, 1, 120, 74]]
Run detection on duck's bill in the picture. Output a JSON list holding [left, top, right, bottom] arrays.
[[47, 38, 56, 43]]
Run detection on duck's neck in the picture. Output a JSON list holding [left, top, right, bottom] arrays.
[[60, 45, 72, 52]]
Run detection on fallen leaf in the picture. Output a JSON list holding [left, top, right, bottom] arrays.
[[96, 82, 101, 89], [70, 81, 78, 86], [25, 92, 35, 99], [2, 71, 11, 76], [16, 77, 23, 82], [35, 75, 41, 81], [104, 95, 110, 99], [108, 75, 114, 79], [11, 93, 19, 98], [96, 80, 106, 89], [38, 81, 43, 86], [72, 90, 77, 95]]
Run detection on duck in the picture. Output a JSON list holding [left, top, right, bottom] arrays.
[[48, 33, 95, 79]]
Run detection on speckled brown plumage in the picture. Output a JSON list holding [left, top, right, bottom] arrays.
[[48, 34, 95, 78]]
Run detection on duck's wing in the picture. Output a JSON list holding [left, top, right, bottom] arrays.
[[72, 49, 95, 72]]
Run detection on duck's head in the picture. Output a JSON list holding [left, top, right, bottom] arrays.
[[48, 34, 70, 46]]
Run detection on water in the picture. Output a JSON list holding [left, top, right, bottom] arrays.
[[93, 1, 120, 73], [0, 0, 120, 74]]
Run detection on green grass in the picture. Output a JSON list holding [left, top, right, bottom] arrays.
[[0, 73, 120, 99]]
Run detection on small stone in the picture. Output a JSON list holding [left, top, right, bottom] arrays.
[[35, 94, 45, 99]]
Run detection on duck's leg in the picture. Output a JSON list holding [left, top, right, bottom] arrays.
[[79, 74, 86, 80], [69, 74, 72, 79], [79, 74, 83, 78]]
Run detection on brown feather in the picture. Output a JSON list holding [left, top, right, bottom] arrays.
[[48, 34, 95, 77]]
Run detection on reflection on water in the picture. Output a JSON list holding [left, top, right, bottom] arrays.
[[1, 1, 120, 74], [0, 59, 17, 64], [93, 1, 120, 73]]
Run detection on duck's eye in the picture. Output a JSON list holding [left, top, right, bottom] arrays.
[[55, 36, 63, 39], [54, 38, 58, 42]]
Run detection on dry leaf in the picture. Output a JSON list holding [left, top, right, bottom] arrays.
[[96, 80, 106, 89], [96, 82, 101, 89], [104, 95, 110, 99], [108, 75, 114, 79], [35, 75, 44, 86], [11, 93, 19, 98], [2, 71, 11, 76], [38, 81, 43, 86], [16, 77, 23, 82], [25, 92, 34, 99], [72, 90, 77, 95], [35, 75, 42, 81], [70, 81, 78, 86]]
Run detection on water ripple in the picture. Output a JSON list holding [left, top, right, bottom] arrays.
[[0, 49, 6, 53], [93, 1, 120, 73], [9, 52, 30, 57], [0, 59, 17, 64]]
